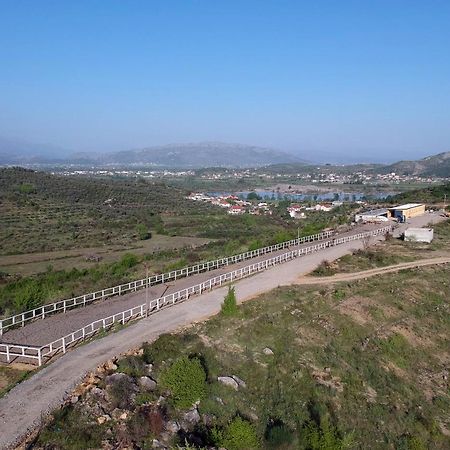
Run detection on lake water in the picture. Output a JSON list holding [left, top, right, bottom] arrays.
[[207, 190, 395, 202]]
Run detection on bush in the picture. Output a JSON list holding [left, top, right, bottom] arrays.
[[160, 356, 206, 408], [219, 417, 260, 450], [37, 406, 104, 449], [221, 287, 238, 316], [142, 334, 180, 365], [136, 223, 151, 240], [299, 417, 353, 450], [120, 253, 139, 269], [265, 421, 295, 448], [117, 355, 147, 377]]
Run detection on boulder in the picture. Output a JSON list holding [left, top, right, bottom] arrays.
[[218, 376, 239, 390], [263, 347, 274, 355], [182, 408, 200, 426], [232, 375, 246, 388], [138, 376, 157, 391], [166, 420, 180, 434], [97, 414, 111, 425], [105, 372, 132, 385], [112, 408, 128, 421]]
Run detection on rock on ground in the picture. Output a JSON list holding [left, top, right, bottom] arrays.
[[218, 376, 239, 390]]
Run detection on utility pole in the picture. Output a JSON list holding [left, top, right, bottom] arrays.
[[444, 194, 447, 212], [297, 226, 300, 242], [144, 263, 149, 317]]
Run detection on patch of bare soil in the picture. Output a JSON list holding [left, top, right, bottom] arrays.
[[390, 323, 433, 348], [310, 365, 344, 392], [336, 295, 374, 325]]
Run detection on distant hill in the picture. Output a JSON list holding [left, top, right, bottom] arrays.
[[386, 182, 450, 205], [375, 151, 450, 177], [96, 142, 303, 168], [0, 136, 69, 164]]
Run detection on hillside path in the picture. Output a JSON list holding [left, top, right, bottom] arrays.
[[296, 256, 450, 285]]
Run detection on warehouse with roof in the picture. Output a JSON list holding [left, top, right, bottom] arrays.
[[355, 208, 389, 223], [387, 203, 425, 222]]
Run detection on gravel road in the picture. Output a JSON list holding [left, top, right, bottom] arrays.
[[0, 223, 382, 347]]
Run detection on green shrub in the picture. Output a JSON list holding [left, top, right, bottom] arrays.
[[221, 287, 238, 316], [117, 355, 147, 377], [299, 417, 353, 450], [37, 406, 104, 449], [219, 417, 260, 450], [142, 334, 180, 365], [265, 421, 295, 448], [120, 253, 139, 269], [160, 356, 206, 408], [135, 392, 154, 406], [136, 223, 151, 240]]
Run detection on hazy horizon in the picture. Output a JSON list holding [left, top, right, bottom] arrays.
[[1, 1, 450, 163]]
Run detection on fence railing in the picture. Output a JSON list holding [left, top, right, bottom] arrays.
[[0, 225, 392, 366], [0, 230, 334, 335]]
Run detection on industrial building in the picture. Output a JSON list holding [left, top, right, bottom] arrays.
[[404, 227, 434, 243], [355, 208, 389, 223], [387, 203, 425, 222]]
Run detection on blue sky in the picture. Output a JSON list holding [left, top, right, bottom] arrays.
[[1, 0, 449, 162]]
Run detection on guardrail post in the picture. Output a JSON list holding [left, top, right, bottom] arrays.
[[37, 348, 42, 366], [62, 337, 66, 354], [6, 345, 10, 362]]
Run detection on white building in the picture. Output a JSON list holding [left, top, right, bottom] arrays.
[[404, 228, 434, 243]]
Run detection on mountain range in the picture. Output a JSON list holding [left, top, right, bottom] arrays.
[[0, 140, 303, 168], [0, 136, 448, 176]]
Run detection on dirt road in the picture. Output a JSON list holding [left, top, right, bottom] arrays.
[[296, 256, 450, 285]]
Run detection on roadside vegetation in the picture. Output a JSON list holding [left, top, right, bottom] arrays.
[[34, 264, 450, 449]]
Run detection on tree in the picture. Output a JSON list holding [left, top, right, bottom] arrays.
[[221, 286, 238, 316]]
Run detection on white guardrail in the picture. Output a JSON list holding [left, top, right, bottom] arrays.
[[0, 226, 392, 366], [0, 230, 334, 335]]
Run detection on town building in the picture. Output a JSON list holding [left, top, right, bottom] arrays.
[[388, 203, 425, 222], [355, 208, 389, 223]]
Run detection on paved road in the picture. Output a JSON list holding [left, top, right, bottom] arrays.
[[0, 213, 445, 449], [0, 223, 382, 347]]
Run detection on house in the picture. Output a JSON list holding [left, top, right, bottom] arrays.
[[228, 205, 246, 215], [287, 204, 305, 218]]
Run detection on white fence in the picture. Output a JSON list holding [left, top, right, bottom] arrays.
[[0, 230, 334, 335], [0, 225, 391, 366]]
